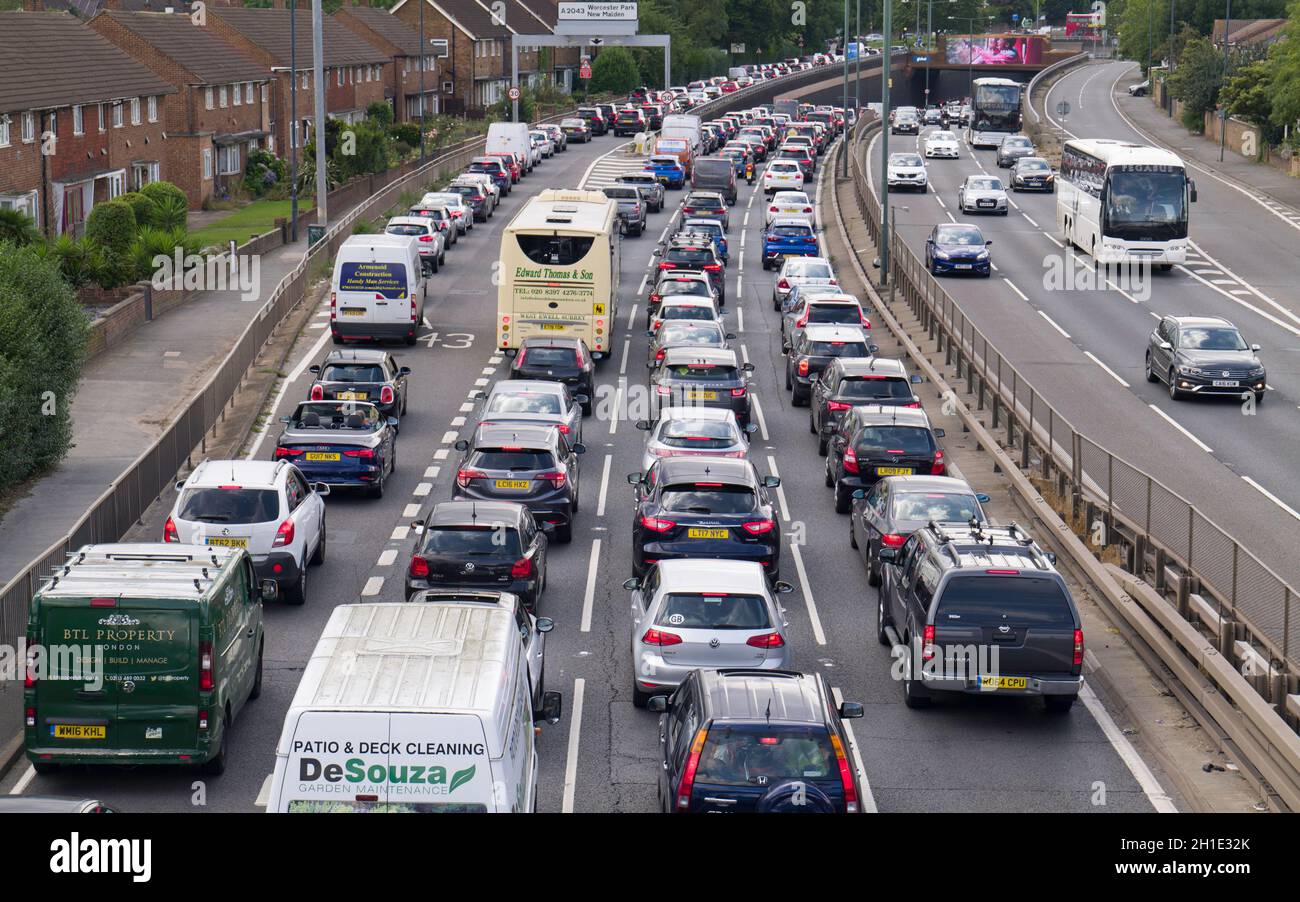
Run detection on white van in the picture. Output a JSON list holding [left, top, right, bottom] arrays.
[[660, 113, 702, 157], [330, 234, 427, 346], [266, 602, 563, 813], [727, 66, 748, 81], [487, 121, 537, 173]]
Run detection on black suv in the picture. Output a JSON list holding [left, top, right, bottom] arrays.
[[648, 668, 865, 813], [628, 457, 782, 578], [406, 500, 550, 608], [784, 324, 873, 406], [510, 337, 597, 412], [810, 358, 922, 455], [825, 405, 946, 513], [651, 348, 754, 427], [452, 423, 586, 542], [876, 522, 1083, 712], [577, 107, 608, 135], [1145, 315, 1266, 402]]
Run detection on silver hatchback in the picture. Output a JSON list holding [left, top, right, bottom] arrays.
[[625, 558, 794, 706]]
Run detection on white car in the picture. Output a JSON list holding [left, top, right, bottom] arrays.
[[772, 255, 838, 310], [420, 191, 473, 234], [634, 406, 753, 470], [166, 459, 328, 606], [765, 190, 815, 227], [530, 129, 554, 159], [886, 152, 928, 193], [957, 175, 1009, 215], [763, 160, 805, 194], [649, 297, 722, 333], [452, 172, 500, 209], [924, 130, 960, 159], [385, 216, 446, 274]]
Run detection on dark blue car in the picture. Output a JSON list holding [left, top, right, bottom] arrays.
[[679, 218, 729, 265], [718, 149, 747, 177], [761, 218, 819, 270], [645, 154, 686, 189], [274, 401, 399, 497], [924, 223, 992, 277]]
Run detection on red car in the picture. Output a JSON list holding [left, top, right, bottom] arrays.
[[487, 152, 521, 183], [720, 81, 739, 94]]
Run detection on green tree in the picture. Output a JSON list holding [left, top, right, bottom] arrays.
[[116, 192, 159, 230], [1220, 57, 1277, 143], [367, 100, 394, 128], [0, 242, 91, 492], [84, 200, 136, 257], [1167, 34, 1223, 129], [0, 207, 39, 246], [138, 181, 189, 228], [1118, 0, 1170, 73], [1267, 2, 1300, 129], [589, 46, 641, 94]]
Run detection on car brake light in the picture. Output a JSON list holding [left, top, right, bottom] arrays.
[[778, 279, 790, 290], [880, 533, 909, 548], [556, 423, 571, 435], [827, 400, 852, 412], [510, 557, 535, 579], [310, 384, 324, 401], [922, 624, 936, 663], [843, 445, 859, 474], [343, 448, 375, 459], [931, 450, 946, 475], [273, 518, 294, 548], [730, 387, 746, 397], [640, 514, 676, 532], [658, 262, 674, 270], [803, 206, 813, 213], [746, 631, 785, 648], [905, 402, 921, 409], [655, 384, 671, 396], [199, 641, 214, 691], [1073, 628, 1085, 666], [655, 349, 666, 362], [409, 556, 430, 579], [163, 515, 179, 543], [986, 569, 1021, 575], [275, 446, 303, 459], [642, 628, 682, 646], [380, 385, 395, 405], [674, 726, 709, 811], [539, 471, 567, 489], [797, 359, 809, 377], [742, 519, 775, 535], [418, 234, 434, 242], [704, 264, 721, 272], [457, 468, 485, 488], [795, 312, 809, 327], [830, 733, 859, 813]]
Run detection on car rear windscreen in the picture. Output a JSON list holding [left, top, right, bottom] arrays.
[[656, 593, 770, 629], [664, 363, 735, 379], [891, 492, 981, 524], [839, 377, 911, 400], [521, 346, 578, 367], [422, 525, 519, 556], [771, 225, 813, 238], [660, 281, 712, 298], [179, 488, 279, 525], [694, 160, 734, 177], [660, 483, 756, 514], [935, 576, 1074, 625], [386, 224, 427, 237], [808, 340, 869, 357], [696, 725, 836, 785], [487, 391, 562, 415], [471, 449, 555, 471], [658, 419, 736, 448], [322, 364, 385, 383], [854, 425, 935, 454], [808, 305, 861, 324]]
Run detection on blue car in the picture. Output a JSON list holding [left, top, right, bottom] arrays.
[[924, 222, 992, 277], [274, 400, 399, 497], [761, 217, 819, 270], [718, 149, 747, 177], [679, 218, 729, 264], [645, 154, 686, 189]]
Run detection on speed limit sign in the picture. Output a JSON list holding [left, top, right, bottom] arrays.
[[508, 86, 521, 101], [660, 91, 672, 103]]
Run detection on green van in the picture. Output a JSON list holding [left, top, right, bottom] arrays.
[[24, 543, 274, 775]]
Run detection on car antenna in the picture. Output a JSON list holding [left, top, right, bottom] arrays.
[[471, 503, 477, 524], [765, 697, 772, 725]]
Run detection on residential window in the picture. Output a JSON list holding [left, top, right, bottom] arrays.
[[337, 68, 343, 86], [205, 87, 214, 110], [218, 85, 227, 108], [245, 82, 253, 104], [112, 103, 123, 128], [404, 58, 410, 74], [46, 109, 56, 137], [202, 147, 212, 180], [261, 84, 269, 105], [249, 137, 259, 152], [148, 95, 158, 122], [73, 105, 83, 136], [131, 97, 141, 125], [0, 191, 39, 225], [107, 171, 126, 199], [301, 71, 309, 90], [217, 144, 240, 175], [233, 83, 241, 106], [0, 116, 9, 147], [98, 103, 105, 131], [21, 111, 35, 142], [132, 161, 159, 190]]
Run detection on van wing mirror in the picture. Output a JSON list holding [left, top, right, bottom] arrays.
[[454, 439, 469, 451], [647, 695, 670, 713], [761, 475, 781, 488], [259, 579, 279, 603], [538, 690, 563, 725], [878, 547, 898, 562], [1189, 180, 1197, 203], [313, 482, 331, 496], [839, 701, 865, 719]]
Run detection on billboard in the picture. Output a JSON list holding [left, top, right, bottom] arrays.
[[945, 35, 1044, 65], [1065, 12, 1104, 37]]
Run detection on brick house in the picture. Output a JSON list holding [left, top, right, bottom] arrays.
[[333, 6, 445, 124], [89, 10, 274, 209], [391, 0, 547, 113], [206, 6, 391, 157], [0, 10, 176, 237]]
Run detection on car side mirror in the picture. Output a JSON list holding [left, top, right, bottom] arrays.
[[538, 690, 563, 725], [744, 423, 758, 434], [976, 493, 991, 504], [934, 428, 945, 438], [869, 344, 880, 354], [387, 417, 400, 428], [174, 480, 186, 492], [536, 617, 555, 634], [572, 442, 587, 455], [852, 489, 865, 499], [623, 576, 642, 591], [540, 522, 556, 536], [1157, 341, 1172, 351], [647, 695, 670, 713], [1250, 344, 1261, 352], [725, 332, 737, 340], [1189, 181, 1197, 203], [454, 439, 469, 451], [652, 247, 663, 256], [626, 472, 643, 485], [742, 362, 756, 374], [761, 475, 781, 488], [313, 483, 331, 496], [279, 415, 291, 424], [573, 394, 590, 406], [985, 240, 993, 246], [910, 374, 923, 384], [773, 580, 795, 594], [839, 701, 865, 719], [260, 579, 279, 603], [399, 366, 412, 376], [308, 365, 321, 375], [878, 547, 898, 562], [634, 420, 652, 431]]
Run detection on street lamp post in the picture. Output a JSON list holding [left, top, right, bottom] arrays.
[[880, 0, 892, 284], [1220, 0, 1231, 162], [289, 0, 297, 242], [855, 0, 862, 115], [842, 0, 850, 178], [418, 0, 426, 160], [1168, 0, 1176, 117]]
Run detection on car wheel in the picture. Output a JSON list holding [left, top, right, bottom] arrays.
[[785, 366, 792, 389], [286, 566, 307, 606], [876, 593, 890, 644], [824, 458, 834, 488], [310, 523, 326, 565], [331, 334, 343, 345], [249, 639, 264, 700], [201, 713, 229, 774], [1168, 369, 1184, 400], [901, 646, 931, 708], [1000, 209, 1008, 216], [817, 433, 828, 456], [558, 522, 573, 543], [32, 761, 60, 776], [1255, 391, 1265, 405], [1045, 694, 1077, 713], [833, 480, 851, 514], [809, 412, 817, 435], [1144, 353, 1158, 383]]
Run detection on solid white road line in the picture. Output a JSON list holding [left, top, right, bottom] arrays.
[[831, 686, 878, 813], [789, 543, 827, 645], [1147, 404, 1213, 453], [580, 539, 601, 633], [750, 393, 770, 441], [8, 766, 35, 795], [596, 454, 612, 517], [1037, 310, 1071, 339], [1241, 476, 1300, 523], [766, 455, 792, 523], [561, 678, 586, 813], [1002, 278, 1028, 302], [1083, 351, 1130, 388], [1079, 681, 1178, 813]]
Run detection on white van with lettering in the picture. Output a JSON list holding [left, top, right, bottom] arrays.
[[266, 602, 562, 813], [329, 234, 427, 346]]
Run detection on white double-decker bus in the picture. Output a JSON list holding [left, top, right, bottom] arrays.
[[497, 189, 620, 355], [967, 77, 1023, 148], [1056, 139, 1197, 269]]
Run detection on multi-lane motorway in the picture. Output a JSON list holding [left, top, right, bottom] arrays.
[[874, 60, 1300, 597], [4, 109, 1198, 812]]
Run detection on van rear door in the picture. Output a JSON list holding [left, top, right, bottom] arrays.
[[389, 713, 494, 812], [337, 257, 409, 329], [34, 597, 198, 753]]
